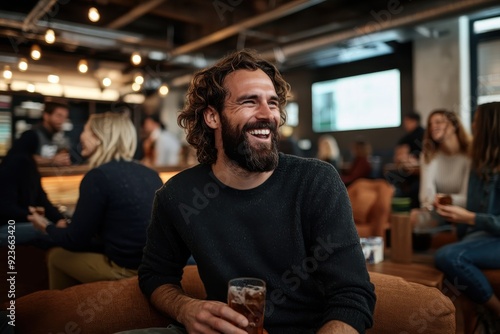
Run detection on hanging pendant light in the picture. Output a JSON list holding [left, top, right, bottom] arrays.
[[88, 7, 100, 22], [78, 59, 89, 73], [159, 83, 169, 96], [45, 28, 56, 44], [18, 58, 28, 71], [131, 52, 142, 66], [31, 44, 41, 60], [3, 65, 12, 80]]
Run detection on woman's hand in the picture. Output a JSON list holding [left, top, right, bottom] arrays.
[[27, 206, 49, 232], [435, 204, 475, 225], [55, 219, 69, 228]]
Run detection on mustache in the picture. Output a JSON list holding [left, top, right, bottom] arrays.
[[242, 121, 277, 132]]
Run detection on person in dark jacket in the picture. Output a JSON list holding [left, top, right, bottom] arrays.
[[29, 112, 163, 289], [0, 131, 66, 247]]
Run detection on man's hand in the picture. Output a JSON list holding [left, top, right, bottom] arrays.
[[435, 204, 475, 225], [178, 299, 249, 334], [151, 284, 249, 334], [51, 151, 71, 166]]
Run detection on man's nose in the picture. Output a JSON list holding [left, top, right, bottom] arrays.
[[255, 102, 274, 119]]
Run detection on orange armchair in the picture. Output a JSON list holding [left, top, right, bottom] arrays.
[[347, 178, 395, 238]]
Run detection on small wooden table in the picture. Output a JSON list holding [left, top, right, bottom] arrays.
[[367, 261, 444, 289], [366, 212, 445, 289]]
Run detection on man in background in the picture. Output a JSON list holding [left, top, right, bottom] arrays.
[[392, 111, 425, 208], [394, 111, 424, 166], [141, 114, 181, 167], [12, 101, 71, 167]]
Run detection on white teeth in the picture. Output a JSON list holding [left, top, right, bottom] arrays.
[[249, 129, 270, 135]]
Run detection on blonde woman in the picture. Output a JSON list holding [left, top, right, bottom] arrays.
[[29, 112, 163, 289], [317, 134, 341, 170], [419, 109, 471, 210]]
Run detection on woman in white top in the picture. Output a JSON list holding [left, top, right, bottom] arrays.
[[419, 109, 471, 210]]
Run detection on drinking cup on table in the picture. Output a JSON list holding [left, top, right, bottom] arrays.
[[228, 277, 266, 334]]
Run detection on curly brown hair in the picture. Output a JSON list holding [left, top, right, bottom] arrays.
[[422, 109, 471, 164], [471, 102, 500, 178], [177, 49, 291, 165]]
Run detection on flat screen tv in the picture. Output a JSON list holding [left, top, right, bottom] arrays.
[[312, 69, 401, 132]]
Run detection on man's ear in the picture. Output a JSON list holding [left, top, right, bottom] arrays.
[[204, 107, 219, 130]]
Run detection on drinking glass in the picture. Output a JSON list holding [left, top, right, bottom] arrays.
[[227, 277, 266, 334]]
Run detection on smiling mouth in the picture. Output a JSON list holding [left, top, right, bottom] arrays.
[[248, 128, 271, 140]]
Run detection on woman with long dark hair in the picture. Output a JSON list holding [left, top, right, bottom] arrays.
[[434, 102, 500, 331]]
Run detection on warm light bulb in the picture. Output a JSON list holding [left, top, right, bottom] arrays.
[[131, 52, 141, 65], [27, 83, 35, 92], [3, 66, 12, 80], [102, 77, 111, 87], [18, 58, 28, 71], [78, 59, 88, 73], [45, 28, 55, 44], [47, 74, 59, 84], [31, 45, 41, 60], [88, 7, 100, 22], [159, 84, 169, 96], [134, 74, 144, 85], [132, 82, 141, 92]]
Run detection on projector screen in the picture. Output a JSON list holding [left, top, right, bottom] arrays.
[[312, 69, 401, 132]]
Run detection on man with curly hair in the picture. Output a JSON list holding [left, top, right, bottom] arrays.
[[138, 49, 375, 334]]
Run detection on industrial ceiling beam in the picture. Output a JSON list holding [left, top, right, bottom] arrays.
[[106, 0, 166, 29], [22, 0, 59, 32], [168, 0, 327, 57]]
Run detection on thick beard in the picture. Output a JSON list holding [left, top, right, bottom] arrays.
[[220, 114, 279, 172]]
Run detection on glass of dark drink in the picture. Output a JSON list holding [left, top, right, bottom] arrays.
[[228, 277, 266, 334], [436, 193, 452, 206]]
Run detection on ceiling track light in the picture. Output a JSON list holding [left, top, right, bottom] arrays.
[[131, 52, 142, 66], [31, 44, 41, 60], [88, 7, 100, 23], [78, 59, 89, 73], [45, 28, 56, 44], [18, 58, 28, 72]]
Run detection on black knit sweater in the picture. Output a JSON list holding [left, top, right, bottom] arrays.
[[139, 153, 375, 333], [46, 160, 163, 269]]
